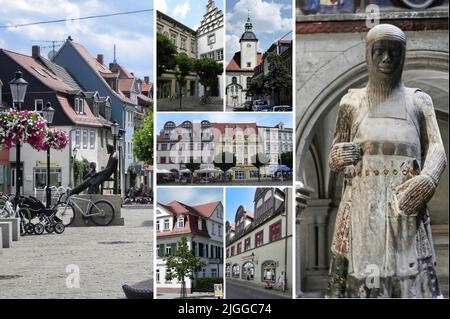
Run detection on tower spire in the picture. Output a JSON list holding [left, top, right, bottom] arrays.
[[245, 10, 252, 31]]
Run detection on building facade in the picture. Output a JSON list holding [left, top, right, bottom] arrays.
[[156, 120, 293, 181], [156, 200, 224, 294], [226, 188, 293, 295], [156, 11, 198, 100], [197, 0, 224, 98]]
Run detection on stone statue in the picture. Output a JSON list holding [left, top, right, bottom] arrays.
[[327, 24, 447, 298], [71, 144, 118, 195]]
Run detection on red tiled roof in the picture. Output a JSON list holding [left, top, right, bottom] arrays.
[[141, 81, 152, 93], [57, 95, 102, 127], [71, 42, 115, 75], [211, 122, 258, 135], [2, 49, 75, 93], [118, 78, 134, 92], [226, 52, 263, 72]]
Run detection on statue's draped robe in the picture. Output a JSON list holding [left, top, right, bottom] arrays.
[[327, 87, 446, 298]]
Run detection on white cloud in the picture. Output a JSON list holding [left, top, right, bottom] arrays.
[[0, 0, 153, 79], [227, 0, 291, 35], [158, 188, 223, 206], [173, 1, 190, 19], [154, 0, 167, 13]]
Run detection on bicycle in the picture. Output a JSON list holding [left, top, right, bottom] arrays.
[[53, 189, 115, 227]]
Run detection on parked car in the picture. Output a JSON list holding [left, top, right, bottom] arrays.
[[272, 105, 292, 112], [252, 100, 271, 112]]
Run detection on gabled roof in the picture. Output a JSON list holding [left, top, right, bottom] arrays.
[[38, 56, 83, 91], [159, 200, 221, 219], [57, 96, 102, 128], [226, 52, 263, 72], [1, 49, 75, 93]]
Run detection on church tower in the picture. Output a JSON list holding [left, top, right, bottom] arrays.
[[239, 14, 258, 70]]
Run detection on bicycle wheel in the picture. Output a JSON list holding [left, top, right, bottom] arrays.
[[89, 200, 115, 226], [53, 202, 76, 226]]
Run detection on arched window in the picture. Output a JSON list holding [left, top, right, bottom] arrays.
[[242, 262, 254, 280], [232, 264, 240, 278], [261, 260, 277, 283]]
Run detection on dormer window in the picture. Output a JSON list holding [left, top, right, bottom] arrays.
[[178, 216, 184, 229], [75, 98, 84, 114], [198, 218, 203, 230], [35, 99, 44, 112]]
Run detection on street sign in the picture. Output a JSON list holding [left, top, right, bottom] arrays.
[[214, 283, 223, 298]]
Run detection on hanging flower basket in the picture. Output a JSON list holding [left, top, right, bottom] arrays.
[[0, 109, 66, 151], [45, 128, 69, 150]]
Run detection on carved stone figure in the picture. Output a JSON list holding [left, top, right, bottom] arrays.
[[71, 144, 118, 195], [327, 24, 447, 298]]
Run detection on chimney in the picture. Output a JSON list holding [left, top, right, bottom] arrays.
[[97, 54, 104, 65], [144, 76, 149, 84], [32, 45, 40, 59]]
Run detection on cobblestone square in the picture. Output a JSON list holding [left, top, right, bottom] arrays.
[[0, 208, 153, 299]]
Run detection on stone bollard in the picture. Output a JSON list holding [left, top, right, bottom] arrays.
[[0, 222, 12, 248], [0, 218, 20, 241]]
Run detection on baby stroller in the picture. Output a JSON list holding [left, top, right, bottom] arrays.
[[19, 196, 65, 235]]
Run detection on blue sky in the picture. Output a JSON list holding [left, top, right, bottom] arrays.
[[157, 187, 224, 206], [155, 0, 224, 31], [226, 187, 256, 223], [226, 0, 293, 62], [156, 112, 292, 130], [0, 0, 154, 81]]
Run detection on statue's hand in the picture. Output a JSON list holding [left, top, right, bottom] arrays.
[[329, 142, 361, 171], [394, 175, 436, 216]]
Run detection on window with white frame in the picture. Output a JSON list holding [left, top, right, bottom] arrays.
[[164, 219, 170, 231], [34, 99, 44, 112], [208, 33, 216, 45], [75, 129, 81, 147], [82, 130, 88, 149], [178, 216, 184, 229], [89, 130, 95, 149], [198, 218, 202, 230]]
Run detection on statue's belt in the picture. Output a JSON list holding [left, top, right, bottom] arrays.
[[360, 142, 418, 158]]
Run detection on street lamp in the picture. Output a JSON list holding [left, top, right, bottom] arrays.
[[41, 101, 55, 208], [9, 71, 28, 196], [111, 120, 120, 194]]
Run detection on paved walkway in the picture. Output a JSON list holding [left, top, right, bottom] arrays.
[[157, 97, 223, 112], [226, 279, 291, 299], [0, 208, 153, 299]]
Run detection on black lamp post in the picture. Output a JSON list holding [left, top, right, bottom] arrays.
[[111, 120, 119, 194], [9, 71, 28, 196], [41, 102, 55, 208]]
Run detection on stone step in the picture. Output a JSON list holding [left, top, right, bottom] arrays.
[[0, 222, 12, 248], [0, 218, 20, 241]]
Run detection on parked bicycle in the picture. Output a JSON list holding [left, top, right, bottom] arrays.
[[53, 189, 115, 227]]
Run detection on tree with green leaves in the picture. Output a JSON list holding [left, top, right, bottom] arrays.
[[157, 33, 177, 78], [213, 152, 236, 179], [251, 153, 271, 182], [264, 52, 292, 105], [194, 58, 223, 103], [132, 112, 153, 165], [280, 151, 293, 171], [164, 236, 206, 298], [246, 76, 266, 100], [174, 53, 194, 110]]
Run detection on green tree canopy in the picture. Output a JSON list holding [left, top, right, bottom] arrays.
[[280, 151, 293, 170], [264, 52, 292, 105], [194, 58, 223, 99], [174, 53, 194, 109], [213, 152, 236, 173], [132, 112, 153, 165], [246, 76, 267, 99], [164, 236, 206, 298], [157, 33, 177, 77]]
